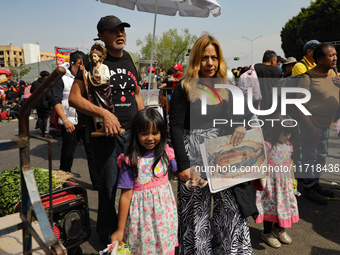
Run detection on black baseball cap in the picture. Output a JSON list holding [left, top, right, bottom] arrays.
[[303, 40, 320, 55], [93, 15, 130, 41]]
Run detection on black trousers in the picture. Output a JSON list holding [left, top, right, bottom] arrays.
[[60, 125, 98, 188], [36, 107, 51, 135], [93, 131, 130, 241]]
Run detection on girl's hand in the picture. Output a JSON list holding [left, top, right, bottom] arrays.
[[230, 126, 246, 146], [110, 229, 124, 246]]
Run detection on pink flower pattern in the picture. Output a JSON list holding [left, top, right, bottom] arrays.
[[255, 142, 299, 228], [123, 156, 178, 254]]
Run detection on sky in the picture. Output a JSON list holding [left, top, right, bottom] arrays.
[[2, 0, 313, 69]]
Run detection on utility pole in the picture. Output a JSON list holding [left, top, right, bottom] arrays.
[[242, 35, 262, 65], [37, 41, 40, 76]]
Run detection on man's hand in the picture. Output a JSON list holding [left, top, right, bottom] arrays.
[[101, 110, 121, 136], [64, 120, 75, 133]]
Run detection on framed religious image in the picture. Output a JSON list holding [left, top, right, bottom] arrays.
[[201, 128, 267, 193]]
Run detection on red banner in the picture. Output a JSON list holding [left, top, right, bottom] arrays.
[[55, 47, 77, 66]]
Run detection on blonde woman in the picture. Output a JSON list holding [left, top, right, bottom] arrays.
[[170, 33, 255, 254]]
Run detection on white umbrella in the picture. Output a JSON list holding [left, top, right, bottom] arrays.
[[99, 0, 222, 104]]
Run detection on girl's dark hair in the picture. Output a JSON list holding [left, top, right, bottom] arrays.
[[263, 113, 295, 147], [123, 107, 171, 176]]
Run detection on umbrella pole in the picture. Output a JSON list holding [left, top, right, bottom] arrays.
[[147, 0, 158, 106]]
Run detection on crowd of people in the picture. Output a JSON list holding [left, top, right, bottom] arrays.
[[2, 13, 339, 255], [0, 80, 31, 121]]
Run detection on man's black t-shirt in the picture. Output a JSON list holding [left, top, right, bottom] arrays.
[[254, 63, 281, 111], [76, 50, 140, 129]]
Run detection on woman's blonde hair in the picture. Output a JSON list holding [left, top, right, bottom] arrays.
[[182, 32, 228, 101]]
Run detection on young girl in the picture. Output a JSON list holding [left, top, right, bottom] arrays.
[[255, 114, 299, 248], [110, 107, 178, 255]]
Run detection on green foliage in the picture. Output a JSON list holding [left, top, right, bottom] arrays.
[[0, 168, 21, 217], [9, 66, 32, 81], [281, 0, 340, 60], [18, 66, 32, 80], [136, 28, 197, 70], [0, 167, 57, 217], [9, 67, 18, 80]]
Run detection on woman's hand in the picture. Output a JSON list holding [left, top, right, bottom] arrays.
[[173, 168, 191, 181], [230, 126, 246, 146], [110, 229, 124, 246]]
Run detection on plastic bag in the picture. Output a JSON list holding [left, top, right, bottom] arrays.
[[99, 241, 131, 255]]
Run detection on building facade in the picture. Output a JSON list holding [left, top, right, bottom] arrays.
[[0, 44, 55, 68]]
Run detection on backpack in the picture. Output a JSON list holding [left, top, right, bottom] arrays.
[[298, 60, 309, 71], [127, 51, 141, 82], [237, 65, 262, 103], [276, 72, 311, 119]]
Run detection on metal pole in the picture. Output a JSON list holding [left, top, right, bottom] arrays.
[[241, 35, 262, 65], [19, 66, 66, 254], [147, 0, 158, 106], [37, 41, 40, 76]]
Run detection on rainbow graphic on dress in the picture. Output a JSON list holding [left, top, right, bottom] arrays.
[[197, 81, 222, 105]]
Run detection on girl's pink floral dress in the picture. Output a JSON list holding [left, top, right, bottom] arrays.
[[117, 145, 178, 255], [255, 141, 299, 228]]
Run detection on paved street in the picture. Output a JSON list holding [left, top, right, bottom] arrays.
[[0, 118, 339, 254]]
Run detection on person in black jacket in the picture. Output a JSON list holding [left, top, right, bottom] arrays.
[[30, 70, 51, 137], [9, 100, 21, 119]]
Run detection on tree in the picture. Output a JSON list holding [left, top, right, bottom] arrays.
[[9, 65, 31, 81], [281, 0, 340, 60], [136, 28, 197, 71]]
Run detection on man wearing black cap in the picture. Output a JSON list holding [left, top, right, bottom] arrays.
[[69, 15, 144, 243], [292, 39, 320, 76]]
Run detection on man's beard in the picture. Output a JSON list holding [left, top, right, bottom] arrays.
[[112, 41, 126, 51], [113, 44, 125, 51]]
